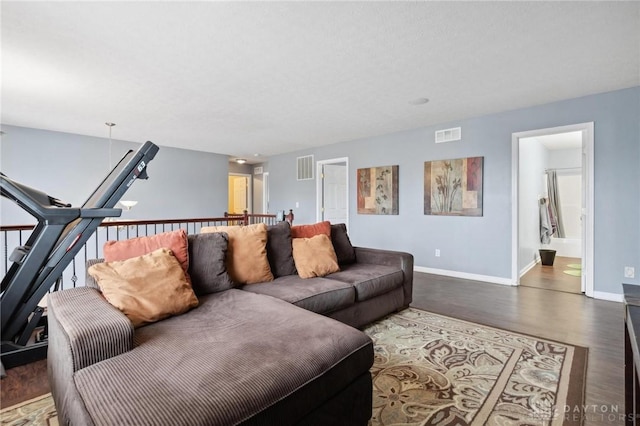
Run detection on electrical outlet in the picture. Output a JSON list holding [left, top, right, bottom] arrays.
[[625, 267, 635, 279], [295, 201, 299, 208], [435, 249, 441, 257]]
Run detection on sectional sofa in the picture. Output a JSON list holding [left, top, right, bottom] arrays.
[[47, 221, 413, 425]]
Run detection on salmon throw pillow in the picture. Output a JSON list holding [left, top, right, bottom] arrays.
[[290, 221, 331, 239], [103, 229, 190, 282]]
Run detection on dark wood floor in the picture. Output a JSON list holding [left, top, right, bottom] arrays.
[[520, 255, 583, 294], [412, 272, 624, 426], [0, 358, 49, 408], [1, 271, 625, 425]]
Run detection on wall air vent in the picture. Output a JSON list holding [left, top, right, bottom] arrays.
[[296, 155, 314, 180], [435, 127, 462, 143], [253, 166, 263, 175]]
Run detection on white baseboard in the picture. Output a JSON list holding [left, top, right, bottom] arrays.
[[415, 266, 623, 301], [593, 291, 624, 303], [414, 266, 514, 286], [519, 259, 538, 277]]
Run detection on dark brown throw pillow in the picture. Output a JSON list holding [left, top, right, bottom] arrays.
[[331, 223, 356, 265], [85, 258, 104, 289], [267, 221, 297, 277], [187, 233, 235, 295]]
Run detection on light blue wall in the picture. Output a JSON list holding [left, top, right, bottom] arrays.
[[268, 87, 640, 295], [2, 88, 637, 295], [0, 125, 230, 224]]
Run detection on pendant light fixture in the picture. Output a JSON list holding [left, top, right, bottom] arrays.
[[105, 122, 138, 212], [105, 122, 116, 171]]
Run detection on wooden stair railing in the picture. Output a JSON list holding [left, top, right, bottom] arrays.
[[1, 210, 294, 290], [224, 209, 294, 226]]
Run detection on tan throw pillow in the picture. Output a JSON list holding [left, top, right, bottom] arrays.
[[88, 248, 199, 328], [201, 223, 274, 284], [292, 234, 340, 279]]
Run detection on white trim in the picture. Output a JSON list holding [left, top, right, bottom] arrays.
[[262, 172, 269, 214], [414, 266, 514, 286], [519, 259, 538, 277], [582, 123, 595, 297], [316, 157, 349, 228], [511, 122, 595, 296], [593, 291, 624, 303]]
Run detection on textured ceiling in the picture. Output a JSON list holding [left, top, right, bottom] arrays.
[[2, 2, 639, 162]]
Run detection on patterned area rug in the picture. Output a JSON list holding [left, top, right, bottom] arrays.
[[0, 393, 57, 425], [363, 308, 587, 426], [1, 309, 587, 426]]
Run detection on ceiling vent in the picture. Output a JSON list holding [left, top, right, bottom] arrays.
[[297, 155, 314, 180], [435, 127, 462, 143]]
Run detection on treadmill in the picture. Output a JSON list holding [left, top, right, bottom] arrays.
[[1, 141, 159, 371]]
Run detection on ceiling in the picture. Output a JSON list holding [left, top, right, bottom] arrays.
[[2, 2, 638, 164], [535, 131, 582, 151]]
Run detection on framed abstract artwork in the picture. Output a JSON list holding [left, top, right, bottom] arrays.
[[357, 165, 399, 215], [424, 156, 483, 216]]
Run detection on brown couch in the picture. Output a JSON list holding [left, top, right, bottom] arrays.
[[47, 222, 413, 425]]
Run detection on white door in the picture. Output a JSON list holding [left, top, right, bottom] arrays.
[[322, 163, 347, 224]]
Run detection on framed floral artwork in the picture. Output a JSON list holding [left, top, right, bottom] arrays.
[[424, 157, 483, 216], [357, 165, 399, 215]]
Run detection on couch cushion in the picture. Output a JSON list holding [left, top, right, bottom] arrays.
[[292, 234, 340, 279], [266, 221, 297, 277], [290, 220, 331, 239], [201, 223, 273, 284], [73, 289, 373, 426], [242, 275, 355, 315], [187, 233, 235, 295], [327, 263, 404, 302], [87, 248, 199, 328], [330, 223, 356, 265]]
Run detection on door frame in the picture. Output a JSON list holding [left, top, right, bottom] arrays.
[[262, 172, 269, 214], [228, 173, 252, 214], [316, 157, 349, 228], [511, 122, 594, 297]]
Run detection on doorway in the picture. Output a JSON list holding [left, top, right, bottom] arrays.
[[511, 123, 594, 297], [228, 173, 252, 214], [316, 158, 349, 227]]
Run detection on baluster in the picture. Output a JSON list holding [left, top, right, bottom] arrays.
[[3, 230, 7, 275], [71, 258, 78, 288]]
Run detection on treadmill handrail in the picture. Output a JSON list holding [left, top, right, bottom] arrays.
[[1, 141, 159, 345], [0, 177, 79, 223]]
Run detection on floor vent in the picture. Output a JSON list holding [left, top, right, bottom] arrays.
[[297, 155, 314, 180], [435, 127, 462, 143]]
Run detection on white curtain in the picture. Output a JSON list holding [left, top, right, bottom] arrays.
[[546, 170, 565, 238]]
